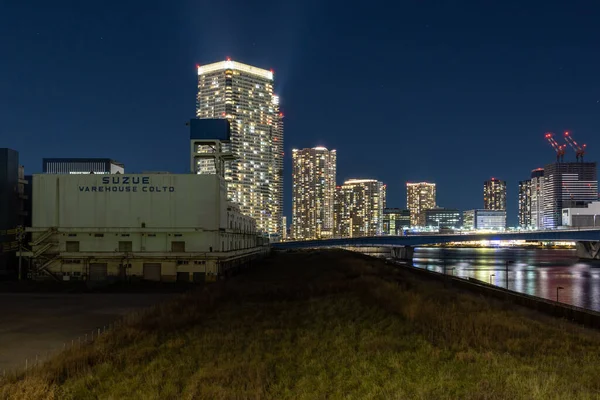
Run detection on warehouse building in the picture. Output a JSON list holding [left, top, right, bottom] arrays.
[[21, 120, 268, 282]]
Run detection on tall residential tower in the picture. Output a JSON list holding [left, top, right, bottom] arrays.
[[196, 60, 283, 237], [483, 178, 507, 210], [334, 179, 386, 237], [518, 180, 532, 228], [406, 182, 436, 226], [292, 147, 337, 240], [530, 168, 544, 229]]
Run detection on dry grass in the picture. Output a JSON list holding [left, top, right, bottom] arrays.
[[2, 249, 600, 399]]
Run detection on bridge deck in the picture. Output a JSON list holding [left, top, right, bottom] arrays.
[[273, 229, 600, 249]]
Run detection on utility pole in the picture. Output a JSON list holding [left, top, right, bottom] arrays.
[[505, 260, 513, 290]]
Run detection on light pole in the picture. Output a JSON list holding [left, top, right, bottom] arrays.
[[556, 286, 564, 302], [505, 260, 513, 290], [490, 274, 495, 285]]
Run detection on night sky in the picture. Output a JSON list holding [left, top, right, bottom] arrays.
[[2, 0, 599, 226]]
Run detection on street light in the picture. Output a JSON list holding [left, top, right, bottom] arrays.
[[556, 286, 564, 302], [490, 274, 495, 285], [505, 260, 514, 290]]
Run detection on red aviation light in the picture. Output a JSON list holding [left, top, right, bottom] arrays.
[[226, 57, 231, 61]]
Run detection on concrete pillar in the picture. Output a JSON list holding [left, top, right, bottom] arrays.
[[391, 246, 414, 262], [576, 241, 600, 260]]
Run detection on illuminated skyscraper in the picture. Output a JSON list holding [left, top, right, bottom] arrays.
[[530, 168, 544, 229], [196, 60, 283, 237], [334, 179, 386, 238], [518, 180, 532, 228], [483, 178, 507, 211], [292, 147, 337, 240], [406, 182, 436, 226], [542, 162, 597, 228]]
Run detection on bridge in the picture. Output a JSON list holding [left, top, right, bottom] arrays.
[[273, 229, 600, 261]]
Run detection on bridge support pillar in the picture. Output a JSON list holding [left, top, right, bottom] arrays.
[[391, 246, 414, 263], [576, 241, 600, 260]]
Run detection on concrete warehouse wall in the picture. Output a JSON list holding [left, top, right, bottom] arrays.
[[32, 174, 229, 230]]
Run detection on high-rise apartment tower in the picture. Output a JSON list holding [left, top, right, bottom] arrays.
[[292, 147, 337, 240], [196, 60, 283, 237], [334, 179, 386, 237], [529, 168, 545, 229], [406, 182, 436, 226], [518, 180, 532, 228], [484, 178, 507, 210]]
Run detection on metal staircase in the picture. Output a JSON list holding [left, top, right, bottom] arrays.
[[30, 227, 56, 247]]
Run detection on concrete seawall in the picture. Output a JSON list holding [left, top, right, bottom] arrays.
[[390, 261, 600, 330]]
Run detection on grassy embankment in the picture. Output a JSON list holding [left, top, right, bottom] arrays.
[[2, 249, 600, 399]]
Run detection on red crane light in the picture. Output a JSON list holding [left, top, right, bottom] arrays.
[[563, 131, 586, 162]]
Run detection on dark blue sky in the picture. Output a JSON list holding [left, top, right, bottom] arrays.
[[2, 0, 599, 226]]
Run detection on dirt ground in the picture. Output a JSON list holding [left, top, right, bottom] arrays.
[[0, 293, 173, 371]]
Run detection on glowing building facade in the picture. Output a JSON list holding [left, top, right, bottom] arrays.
[[196, 60, 283, 238], [334, 179, 386, 238], [406, 182, 436, 227], [382, 208, 411, 235], [518, 180, 532, 228], [483, 178, 507, 211], [530, 168, 544, 229], [542, 162, 598, 229], [292, 147, 337, 240]]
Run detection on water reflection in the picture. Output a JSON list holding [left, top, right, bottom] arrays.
[[413, 247, 600, 312]]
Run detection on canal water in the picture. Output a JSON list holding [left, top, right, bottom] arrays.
[[413, 247, 600, 312]]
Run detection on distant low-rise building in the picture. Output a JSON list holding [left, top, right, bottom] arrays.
[[382, 208, 410, 235], [463, 209, 506, 231], [424, 208, 461, 229], [562, 201, 600, 227], [43, 158, 124, 174]]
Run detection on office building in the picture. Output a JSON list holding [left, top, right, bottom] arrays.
[[382, 208, 411, 235], [484, 178, 507, 210], [406, 182, 436, 226], [530, 168, 544, 229], [518, 180, 532, 228], [43, 158, 124, 174], [0, 149, 28, 275], [562, 201, 600, 227], [196, 59, 283, 238], [542, 162, 598, 229], [424, 208, 461, 230], [291, 147, 337, 240], [463, 209, 506, 231], [334, 179, 386, 238]]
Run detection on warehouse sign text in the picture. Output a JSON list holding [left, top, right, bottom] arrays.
[[78, 176, 175, 193]]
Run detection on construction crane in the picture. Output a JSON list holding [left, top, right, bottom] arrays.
[[563, 131, 587, 162], [545, 132, 566, 162]]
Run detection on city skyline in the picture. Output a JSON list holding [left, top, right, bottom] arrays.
[[3, 1, 600, 228]]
